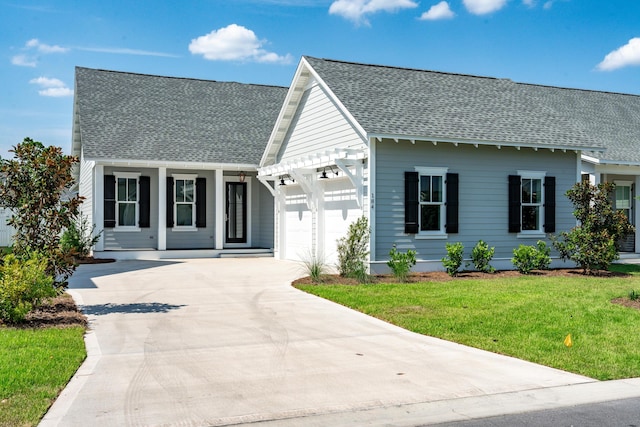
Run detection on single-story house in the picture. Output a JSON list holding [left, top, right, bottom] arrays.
[[73, 57, 640, 270], [72, 67, 287, 259]]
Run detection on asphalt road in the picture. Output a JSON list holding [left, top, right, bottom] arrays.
[[431, 397, 640, 427]]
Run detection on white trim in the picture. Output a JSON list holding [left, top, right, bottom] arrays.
[[369, 137, 376, 263], [517, 170, 546, 234], [158, 167, 167, 250], [223, 175, 252, 248], [372, 134, 603, 153], [94, 165, 104, 251], [172, 173, 198, 229], [90, 158, 257, 171], [215, 169, 224, 250], [415, 166, 449, 236], [517, 170, 546, 179], [113, 172, 141, 231]]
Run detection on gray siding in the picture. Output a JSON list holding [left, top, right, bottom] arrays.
[[277, 83, 366, 163], [103, 166, 158, 250], [252, 179, 274, 248], [166, 169, 215, 249], [374, 140, 579, 261]]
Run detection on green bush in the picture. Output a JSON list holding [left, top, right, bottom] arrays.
[[629, 290, 640, 301], [61, 213, 102, 258], [336, 216, 370, 282], [0, 252, 55, 323], [442, 242, 464, 277], [512, 240, 552, 274], [552, 181, 634, 274], [471, 240, 495, 273], [387, 245, 417, 282]]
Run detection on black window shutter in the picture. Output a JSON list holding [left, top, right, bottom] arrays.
[[195, 177, 206, 228], [508, 175, 521, 233], [445, 173, 459, 234], [166, 177, 174, 227], [404, 171, 419, 234], [544, 176, 556, 233], [104, 175, 116, 228], [139, 176, 150, 228]]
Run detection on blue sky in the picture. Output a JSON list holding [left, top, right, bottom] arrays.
[[2, 0, 639, 157]]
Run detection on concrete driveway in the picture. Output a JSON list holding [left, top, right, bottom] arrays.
[[41, 258, 606, 426]]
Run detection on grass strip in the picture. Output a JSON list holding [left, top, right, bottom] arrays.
[[0, 327, 86, 427], [297, 264, 640, 380]]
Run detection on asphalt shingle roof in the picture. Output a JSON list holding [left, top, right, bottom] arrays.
[[75, 67, 287, 164], [305, 57, 640, 157]]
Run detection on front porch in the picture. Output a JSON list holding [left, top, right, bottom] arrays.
[[93, 248, 273, 261]]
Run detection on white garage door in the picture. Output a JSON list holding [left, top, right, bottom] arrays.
[[283, 187, 313, 262], [322, 178, 362, 266]]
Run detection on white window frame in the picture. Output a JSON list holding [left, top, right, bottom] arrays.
[[517, 170, 546, 238], [614, 180, 633, 224], [114, 172, 141, 232], [415, 166, 448, 239], [172, 174, 197, 231]]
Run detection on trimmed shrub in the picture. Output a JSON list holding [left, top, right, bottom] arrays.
[[512, 240, 552, 274], [442, 242, 464, 277], [387, 245, 417, 282], [471, 240, 495, 273]]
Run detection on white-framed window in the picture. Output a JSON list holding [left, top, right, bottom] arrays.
[[114, 172, 140, 229], [173, 174, 197, 228], [416, 167, 448, 236], [614, 180, 633, 223], [518, 170, 546, 233]]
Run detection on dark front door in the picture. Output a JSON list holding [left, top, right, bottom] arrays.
[[226, 182, 247, 244]]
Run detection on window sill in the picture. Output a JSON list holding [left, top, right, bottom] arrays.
[[113, 227, 141, 232], [415, 233, 448, 240], [517, 232, 546, 239], [171, 227, 198, 232]]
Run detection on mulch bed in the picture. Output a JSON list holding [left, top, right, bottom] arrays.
[[1, 294, 88, 329]]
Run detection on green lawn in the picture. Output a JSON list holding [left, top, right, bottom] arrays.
[[297, 264, 640, 380], [0, 327, 86, 427]]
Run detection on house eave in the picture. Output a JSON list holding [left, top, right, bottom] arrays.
[[87, 157, 259, 171], [582, 155, 640, 168], [369, 133, 604, 153]]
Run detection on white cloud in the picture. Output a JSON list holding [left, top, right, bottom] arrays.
[[189, 24, 292, 63], [522, 0, 535, 6], [11, 54, 37, 67], [462, 0, 507, 15], [420, 1, 455, 20], [29, 76, 73, 97], [329, 0, 418, 25], [597, 38, 640, 71], [25, 38, 69, 54]]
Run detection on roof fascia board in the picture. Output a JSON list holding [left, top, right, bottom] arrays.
[[586, 157, 640, 168], [89, 158, 258, 170], [370, 133, 604, 153], [260, 58, 309, 167]]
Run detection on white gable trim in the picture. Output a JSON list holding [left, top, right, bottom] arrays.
[[260, 57, 368, 168]]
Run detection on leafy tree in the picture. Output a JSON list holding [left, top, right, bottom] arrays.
[[552, 181, 634, 274], [0, 138, 82, 287]]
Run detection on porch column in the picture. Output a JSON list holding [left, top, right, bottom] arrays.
[[158, 167, 166, 250], [635, 176, 640, 254], [94, 164, 104, 251], [215, 169, 224, 249]]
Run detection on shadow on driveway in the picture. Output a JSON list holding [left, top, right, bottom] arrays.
[[81, 302, 185, 316]]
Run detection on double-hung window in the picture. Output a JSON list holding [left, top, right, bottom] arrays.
[[173, 174, 196, 228], [509, 171, 553, 236], [115, 172, 140, 229], [416, 167, 448, 235]]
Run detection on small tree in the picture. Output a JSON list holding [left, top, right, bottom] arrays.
[[552, 181, 634, 274], [0, 138, 82, 287], [336, 216, 370, 282]]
